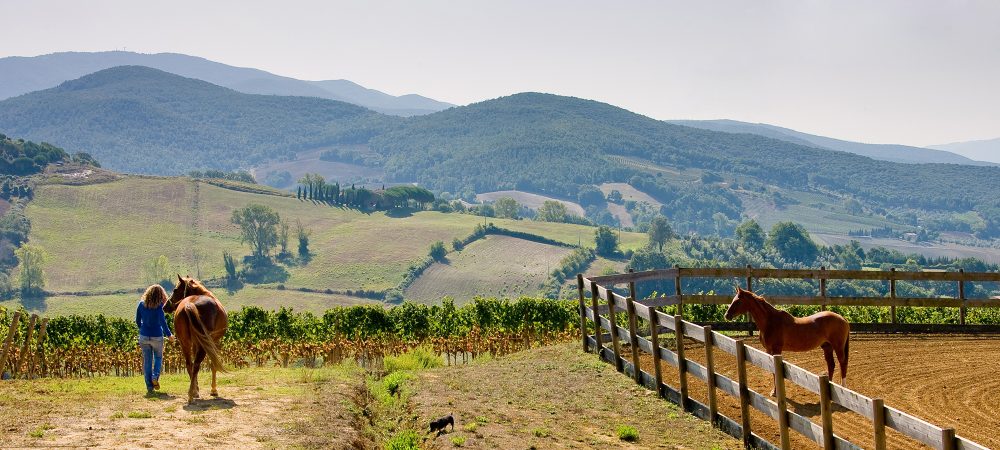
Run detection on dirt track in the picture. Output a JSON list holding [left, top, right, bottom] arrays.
[[631, 333, 1000, 449]]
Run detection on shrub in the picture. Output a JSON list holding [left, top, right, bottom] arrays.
[[429, 241, 447, 261], [451, 436, 466, 446], [617, 425, 638, 442]]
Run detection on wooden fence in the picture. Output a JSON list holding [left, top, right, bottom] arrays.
[[0, 312, 50, 379], [577, 267, 993, 450]]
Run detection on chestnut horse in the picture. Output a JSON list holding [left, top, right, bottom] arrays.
[[725, 287, 850, 391], [165, 275, 228, 402]]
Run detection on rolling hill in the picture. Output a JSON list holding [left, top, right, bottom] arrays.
[[929, 137, 1000, 164], [666, 119, 991, 166], [0, 66, 398, 174], [371, 93, 1000, 236], [11, 174, 647, 317], [0, 51, 454, 116]]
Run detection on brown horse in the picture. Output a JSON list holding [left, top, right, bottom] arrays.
[[165, 275, 228, 402], [725, 287, 850, 391]]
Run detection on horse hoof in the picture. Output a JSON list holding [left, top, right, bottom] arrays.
[[210, 391, 219, 397]]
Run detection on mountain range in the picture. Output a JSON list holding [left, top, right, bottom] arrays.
[[0, 51, 454, 116], [1, 63, 998, 236], [667, 119, 993, 166]]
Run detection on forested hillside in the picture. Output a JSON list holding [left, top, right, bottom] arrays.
[[370, 93, 1000, 237], [0, 66, 398, 174]]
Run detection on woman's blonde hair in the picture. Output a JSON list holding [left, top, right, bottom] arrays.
[[142, 284, 168, 308]]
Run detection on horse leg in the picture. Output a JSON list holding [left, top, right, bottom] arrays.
[[767, 342, 782, 397], [210, 366, 218, 397], [192, 348, 206, 400], [821, 342, 835, 379], [835, 334, 850, 386]]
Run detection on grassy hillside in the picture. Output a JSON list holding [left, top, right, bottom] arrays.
[[404, 235, 574, 304], [23, 176, 645, 303]]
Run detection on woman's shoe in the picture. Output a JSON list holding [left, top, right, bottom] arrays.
[[152, 379, 160, 390]]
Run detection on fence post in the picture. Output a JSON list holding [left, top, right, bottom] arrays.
[[27, 318, 48, 379], [872, 398, 886, 450], [589, 281, 603, 354], [959, 269, 966, 326], [736, 341, 752, 446], [648, 305, 663, 398], [773, 354, 791, 450], [703, 326, 718, 426], [941, 428, 956, 450], [577, 274, 588, 352], [607, 286, 624, 372], [0, 311, 22, 377], [820, 266, 827, 311], [819, 375, 834, 450], [675, 315, 689, 412], [745, 264, 754, 336], [16, 314, 38, 377], [627, 270, 642, 384], [890, 268, 897, 325], [674, 264, 684, 318]]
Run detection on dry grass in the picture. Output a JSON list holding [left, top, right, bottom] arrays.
[[412, 343, 740, 449], [0, 364, 361, 449], [404, 235, 574, 305]]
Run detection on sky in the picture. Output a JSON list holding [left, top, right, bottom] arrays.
[[1, 0, 998, 147]]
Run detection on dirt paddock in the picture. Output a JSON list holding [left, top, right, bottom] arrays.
[[625, 333, 1000, 449]]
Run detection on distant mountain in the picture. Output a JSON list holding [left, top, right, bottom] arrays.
[[928, 138, 1000, 164], [0, 51, 454, 116], [0, 66, 397, 174], [667, 119, 993, 166]]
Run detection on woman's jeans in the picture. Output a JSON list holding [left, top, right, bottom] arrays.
[[139, 335, 164, 391]]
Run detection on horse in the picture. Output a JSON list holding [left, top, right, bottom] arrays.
[[165, 275, 228, 403], [725, 287, 850, 393]]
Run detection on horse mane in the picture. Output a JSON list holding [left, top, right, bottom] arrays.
[[742, 289, 779, 313]]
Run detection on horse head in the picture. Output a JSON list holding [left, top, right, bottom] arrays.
[[166, 274, 210, 313], [725, 286, 753, 320]]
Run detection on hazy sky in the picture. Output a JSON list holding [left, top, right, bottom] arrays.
[[2, 0, 998, 147]]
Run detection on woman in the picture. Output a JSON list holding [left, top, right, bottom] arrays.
[[136, 284, 174, 394]]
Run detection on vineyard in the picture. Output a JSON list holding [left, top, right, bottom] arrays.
[[0, 298, 579, 379]]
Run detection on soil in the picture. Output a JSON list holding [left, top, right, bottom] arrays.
[[627, 333, 1000, 449]]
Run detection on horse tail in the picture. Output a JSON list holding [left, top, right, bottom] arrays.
[[841, 333, 850, 382], [184, 302, 227, 373]]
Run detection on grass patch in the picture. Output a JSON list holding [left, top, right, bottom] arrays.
[[617, 424, 639, 442], [28, 424, 54, 438], [385, 430, 421, 450], [462, 422, 477, 433], [127, 411, 152, 419], [450, 435, 466, 446], [383, 346, 442, 372], [532, 427, 551, 438]]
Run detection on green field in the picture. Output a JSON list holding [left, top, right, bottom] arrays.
[[21, 177, 647, 310], [404, 235, 574, 304]]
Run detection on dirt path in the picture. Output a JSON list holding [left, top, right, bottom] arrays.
[[411, 343, 740, 449], [630, 333, 1000, 449], [0, 365, 361, 449]]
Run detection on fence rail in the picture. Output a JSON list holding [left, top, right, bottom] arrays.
[[577, 268, 992, 450], [590, 265, 1000, 328]]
